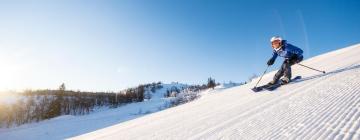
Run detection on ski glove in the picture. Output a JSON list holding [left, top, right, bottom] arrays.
[[267, 58, 275, 66], [287, 55, 303, 64]]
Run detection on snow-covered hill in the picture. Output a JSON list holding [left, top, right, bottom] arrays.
[[0, 83, 204, 140], [70, 44, 360, 140]]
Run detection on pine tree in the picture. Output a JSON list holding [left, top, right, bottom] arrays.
[[207, 77, 216, 89]]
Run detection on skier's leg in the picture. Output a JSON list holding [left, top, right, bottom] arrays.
[[283, 61, 292, 81], [285, 55, 303, 80], [272, 61, 286, 83], [282, 56, 303, 84]]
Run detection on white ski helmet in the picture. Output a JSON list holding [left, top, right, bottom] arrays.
[[270, 36, 282, 43]]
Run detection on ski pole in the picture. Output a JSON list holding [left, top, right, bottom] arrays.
[[297, 63, 326, 73], [254, 65, 270, 88]]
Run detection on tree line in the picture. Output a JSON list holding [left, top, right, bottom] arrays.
[[0, 82, 162, 128]]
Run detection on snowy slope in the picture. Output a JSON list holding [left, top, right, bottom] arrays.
[[70, 44, 360, 140], [0, 83, 191, 140]]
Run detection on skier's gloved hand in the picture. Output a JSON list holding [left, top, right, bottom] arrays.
[[267, 58, 275, 66], [285, 58, 291, 64], [289, 55, 298, 61], [288, 55, 302, 64], [296, 55, 303, 63]]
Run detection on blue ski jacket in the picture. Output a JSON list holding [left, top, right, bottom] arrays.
[[270, 40, 303, 61]]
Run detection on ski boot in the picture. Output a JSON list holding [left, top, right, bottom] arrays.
[[280, 77, 290, 85]]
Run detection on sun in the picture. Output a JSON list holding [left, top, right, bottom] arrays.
[[0, 58, 23, 91]]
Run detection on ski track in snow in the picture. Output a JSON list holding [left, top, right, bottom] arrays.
[[204, 63, 360, 140]]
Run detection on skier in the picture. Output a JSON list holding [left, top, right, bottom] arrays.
[[267, 36, 304, 85]]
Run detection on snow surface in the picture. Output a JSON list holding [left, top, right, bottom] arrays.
[[69, 44, 360, 140], [0, 84, 193, 140]]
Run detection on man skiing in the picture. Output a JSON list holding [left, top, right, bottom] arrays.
[[267, 36, 304, 85]]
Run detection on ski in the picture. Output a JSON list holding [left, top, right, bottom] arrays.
[[252, 84, 271, 92], [265, 76, 302, 91], [252, 76, 302, 92]]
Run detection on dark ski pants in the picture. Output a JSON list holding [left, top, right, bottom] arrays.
[[273, 56, 303, 82]]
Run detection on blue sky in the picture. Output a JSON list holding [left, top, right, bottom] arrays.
[[0, 0, 359, 91]]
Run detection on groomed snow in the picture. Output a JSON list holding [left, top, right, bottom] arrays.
[[70, 44, 360, 140]]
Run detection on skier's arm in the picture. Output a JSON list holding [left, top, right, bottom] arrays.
[[271, 51, 278, 60], [267, 51, 277, 66]]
